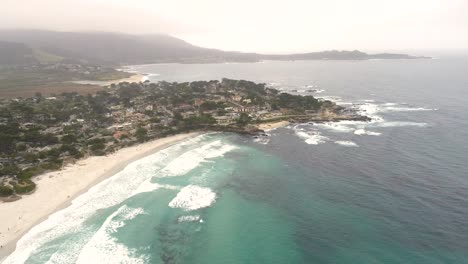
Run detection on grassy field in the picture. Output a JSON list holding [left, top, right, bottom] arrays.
[[0, 82, 104, 98], [32, 49, 64, 63], [0, 68, 131, 98]]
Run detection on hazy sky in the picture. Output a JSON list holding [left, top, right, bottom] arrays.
[[1, 0, 467, 53]]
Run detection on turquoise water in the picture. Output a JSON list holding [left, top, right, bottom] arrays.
[[5, 58, 468, 263], [5, 134, 305, 263]]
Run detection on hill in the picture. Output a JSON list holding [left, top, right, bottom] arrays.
[[0, 30, 256, 65], [0, 41, 38, 65], [0, 30, 428, 66]]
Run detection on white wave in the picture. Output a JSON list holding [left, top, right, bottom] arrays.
[[373, 122, 428, 128], [317, 95, 342, 102], [76, 205, 148, 264], [160, 140, 236, 176], [3, 135, 214, 263], [355, 103, 383, 121], [381, 106, 437, 112], [314, 122, 355, 133], [131, 181, 179, 196], [169, 185, 216, 211], [354, 129, 381, 136], [141, 75, 149, 82], [294, 129, 328, 145], [357, 101, 436, 115], [178, 215, 201, 223], [335, 141, 359, 147], [253, 137, 270, 144], [337, 101, 354, 106]]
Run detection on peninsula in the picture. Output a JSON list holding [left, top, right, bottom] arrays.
[[0, 78, 369, 199]]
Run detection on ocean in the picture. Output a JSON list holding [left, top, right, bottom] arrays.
[[5, 57, 468, 263]]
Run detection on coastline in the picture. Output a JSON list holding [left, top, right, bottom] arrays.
[[70, 73, 145, 86], [100, 73, 145, 86], [0, 132, 202, 261]]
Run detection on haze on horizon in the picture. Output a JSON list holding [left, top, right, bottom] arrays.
[[1, 0, 467, 54]]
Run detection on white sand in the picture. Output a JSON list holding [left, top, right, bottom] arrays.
[[100, 74, 145, 86], [257, 120, 290, 131], [70, 74, 145, 87], [0, 132, 201, 260]]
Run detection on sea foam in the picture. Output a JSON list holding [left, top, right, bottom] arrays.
[[354, 129, 381, 136], [372, 122, 428, 128], [335, 141, 359, 147], [76, 206, 148, 264], [380, 106, 437, 112], [178, 215, 202, 223], [294, 127, 328, 145], [160, 140, 237, 176], [169, 185, 217, 211], [3, 134, 223, 263], [314, 122, 356, 133]]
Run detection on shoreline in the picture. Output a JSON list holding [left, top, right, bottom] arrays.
[[70, 73, 145, 87], [100, 73, 145, 86], [0, 132, 202, 261]]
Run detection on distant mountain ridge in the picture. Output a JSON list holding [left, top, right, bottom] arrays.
[[0, 30, 429, 66]]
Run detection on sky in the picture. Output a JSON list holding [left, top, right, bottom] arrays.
[[1, 0, 467, 53]]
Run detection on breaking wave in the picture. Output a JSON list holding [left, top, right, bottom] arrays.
[[313, 122, 356, 133], [381, 106, 437, 112], [372, 122, 428, 128], [293, 126, 328, 145], [169, 185, 217, 211], [161, 140, 237, 176], [286, 99, 434, 147], [3, 134, 233, 263], [335, 141, 359, 147], [76, 206, 148, 264], [354, 129, 381, 136]]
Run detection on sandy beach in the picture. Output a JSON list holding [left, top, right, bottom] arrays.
[[101, 73, 145, 86], [0, 132, 201, 260], [70, 73, 145, 87], [257, 120, 290, 131]]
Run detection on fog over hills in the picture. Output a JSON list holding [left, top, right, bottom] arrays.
[[0, 30, 428, 66]]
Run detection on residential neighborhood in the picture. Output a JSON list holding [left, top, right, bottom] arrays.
[[0, 78, 367, 197]]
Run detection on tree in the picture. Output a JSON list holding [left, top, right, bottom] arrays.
[[0, 133, 17, 155], [90, 142, 106, 156], [200, 101, 218, 111], [0, 185, 14, 196], [236, 113, 252, 127], [135, 127, 148, 142], [61, 134, 77, 144], [174, 112, 183, 121]]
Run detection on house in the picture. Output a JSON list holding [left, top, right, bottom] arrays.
[[212, 95, 226, 103], [194, 98, 205, 107], [231, 95, 242, 102], [145, 105, 154, 111], [107, 123, 133, 132], [214, 116, 233, 125], [182, 111, 197, 118], [113, 131, 129, 140], [175, 104, 193, 111], [20, 123, 36, 129]]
